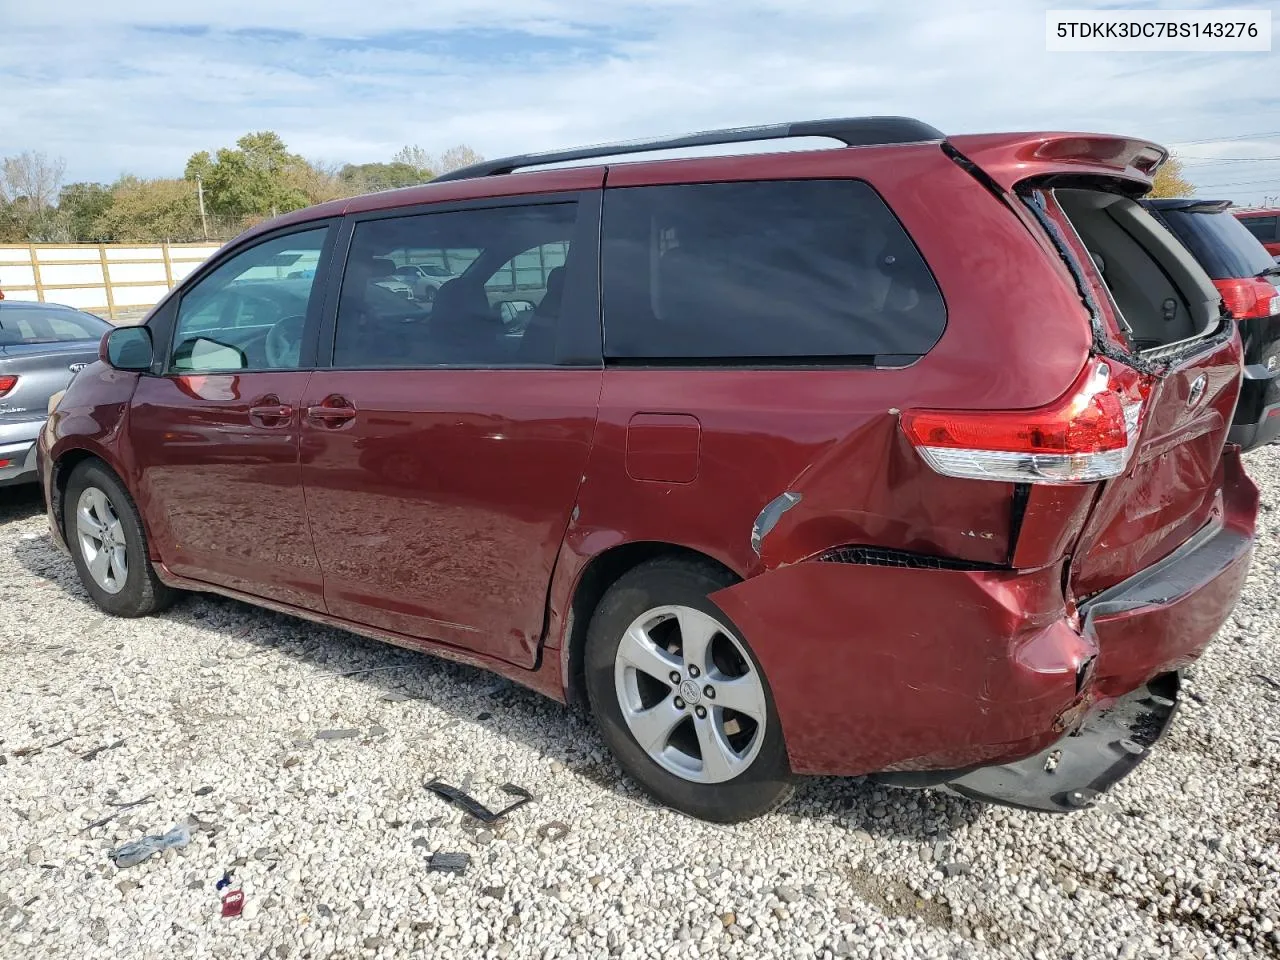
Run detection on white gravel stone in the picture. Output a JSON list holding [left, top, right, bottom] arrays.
[[3, 448, 1280, 960]]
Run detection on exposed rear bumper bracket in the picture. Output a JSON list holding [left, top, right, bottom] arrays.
[[940, 673, 1180, 813]]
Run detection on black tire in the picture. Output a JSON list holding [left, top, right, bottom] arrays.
[[63, 459, 176, 617], [584, 556, 794, 822]]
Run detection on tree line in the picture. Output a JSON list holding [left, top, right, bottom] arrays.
[[2, 133, 1198, 245], [0, 133, 484, 244]]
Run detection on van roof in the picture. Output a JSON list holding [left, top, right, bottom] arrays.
[[236, 119, 1169, 247]]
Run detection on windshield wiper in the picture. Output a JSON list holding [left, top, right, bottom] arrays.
[[1257, 263, 1280, 279]]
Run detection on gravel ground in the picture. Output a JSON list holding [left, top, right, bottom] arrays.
[[1, 451, 1278, 960]]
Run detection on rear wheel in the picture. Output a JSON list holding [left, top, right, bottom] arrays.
[[63, 460, 176, 617], [584, 557, 793, 822]]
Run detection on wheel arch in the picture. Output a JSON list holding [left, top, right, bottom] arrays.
[[50, 447, 112, 546], [50, 446, 151, 557], [558, 540, 740, 707]]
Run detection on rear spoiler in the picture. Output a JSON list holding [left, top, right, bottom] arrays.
[[1143, 198, 1233, 214], [946, 133, 1168, 193]]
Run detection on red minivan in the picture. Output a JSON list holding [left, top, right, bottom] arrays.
[[38, 118, 1257, 822], [1235, 208, 1280, 257]]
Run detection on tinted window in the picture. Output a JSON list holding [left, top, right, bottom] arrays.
[[171, 228, 328, 372], [1240, 216, 1277, 243], [332, 202, 578, 368], [601, 180, 945, 361], [0, 306, 109, 344], [1160, 209, 1275, 279]]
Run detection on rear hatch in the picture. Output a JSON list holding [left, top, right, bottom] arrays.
[[0, 303, 108, 432], [0, 340, 101, 426], [948, 133, 1245, 598]]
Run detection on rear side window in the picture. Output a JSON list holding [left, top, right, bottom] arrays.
[[331, 202, 579, 368], [601, 180, 945, 362], [1240, 215, 1278, 243], [1159, 210, 1274, 279], [0, 306, 108, 344]]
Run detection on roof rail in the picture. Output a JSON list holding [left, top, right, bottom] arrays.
[[431, 116, 945, 183]]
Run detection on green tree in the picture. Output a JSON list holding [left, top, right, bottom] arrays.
[[190, 131, 311, 219], [94, 177, 203, 241], [1148, 155, 1194, 198], [59, 182, 115, 241], [337, 161, 425, 193], [184, 150, 214, 182]]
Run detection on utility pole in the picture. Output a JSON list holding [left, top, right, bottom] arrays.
[[196, 175, 208, 240]]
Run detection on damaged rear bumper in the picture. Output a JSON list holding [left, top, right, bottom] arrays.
[[939, 673, 1179, 812], [712, 451, 1256, 804]]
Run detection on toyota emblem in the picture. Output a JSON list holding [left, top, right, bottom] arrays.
[[1187, 374, 1207, 410]]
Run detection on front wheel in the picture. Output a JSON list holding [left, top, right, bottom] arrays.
[[63, 460, 176, 617], [584, 557, 793, 822]]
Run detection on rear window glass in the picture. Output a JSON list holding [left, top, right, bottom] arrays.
[[601, 180, 945, 362], [1239, 215, 1277, 243], [1159, 210, 1274, 279], [0, 306, 109, 344]]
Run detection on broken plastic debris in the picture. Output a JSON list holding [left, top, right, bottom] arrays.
[[426, 852, 471, 874], [215, 871, 235, 891], [220, 889, 244, 918], [109, 825, 191, 868], [425, 778, 532, 824]]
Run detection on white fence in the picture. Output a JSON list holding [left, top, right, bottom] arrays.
[[0, 243, 222, 321]]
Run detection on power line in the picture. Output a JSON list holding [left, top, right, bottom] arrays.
[[1181, 156, 1280, 165], [1188, 177, 1280, 189], [1168, 131, 1280, 145]]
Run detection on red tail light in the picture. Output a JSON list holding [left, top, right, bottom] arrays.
[[1214, 277, 1280, 319], [0, 375, 18, 397], [902, 360, 1151, 485]]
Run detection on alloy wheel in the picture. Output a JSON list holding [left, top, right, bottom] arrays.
[[613, 604, 768, 784], [76, 486, 128, 594]]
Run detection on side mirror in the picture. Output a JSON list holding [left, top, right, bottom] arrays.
[[497, 300, 535, 326], [100, 326, 154, 371]]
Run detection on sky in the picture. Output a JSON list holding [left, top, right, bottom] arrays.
[[1, 0, 1279, 206]]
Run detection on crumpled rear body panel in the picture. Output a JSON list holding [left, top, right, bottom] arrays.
[[711, 560, 1091, 776], [709, 449, 1256, 778]]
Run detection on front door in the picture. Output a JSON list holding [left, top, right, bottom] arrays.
[[130, 225, 333, 611], [300, 193, 602, 666]]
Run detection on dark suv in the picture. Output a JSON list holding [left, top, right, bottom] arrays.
[[1144, 198, 1280, 449], [39, 118, 1256, 822]]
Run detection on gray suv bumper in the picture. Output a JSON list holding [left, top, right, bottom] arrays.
[[0, 419, 44, 487]]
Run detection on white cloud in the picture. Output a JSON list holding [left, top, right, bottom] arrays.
[[2, 0, 1277, 203]]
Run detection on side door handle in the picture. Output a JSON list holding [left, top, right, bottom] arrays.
[[306, 396, 357, 426], [248, 396, 294, 427]]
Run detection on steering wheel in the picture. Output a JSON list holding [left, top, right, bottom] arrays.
[[265, 314, 306, 368]]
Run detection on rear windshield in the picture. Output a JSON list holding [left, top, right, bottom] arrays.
[[1158, 209, 1274, 280], [1239, 215, 1278, 244], [0, 306, 110, 345], [602, 179, 946, 362]]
